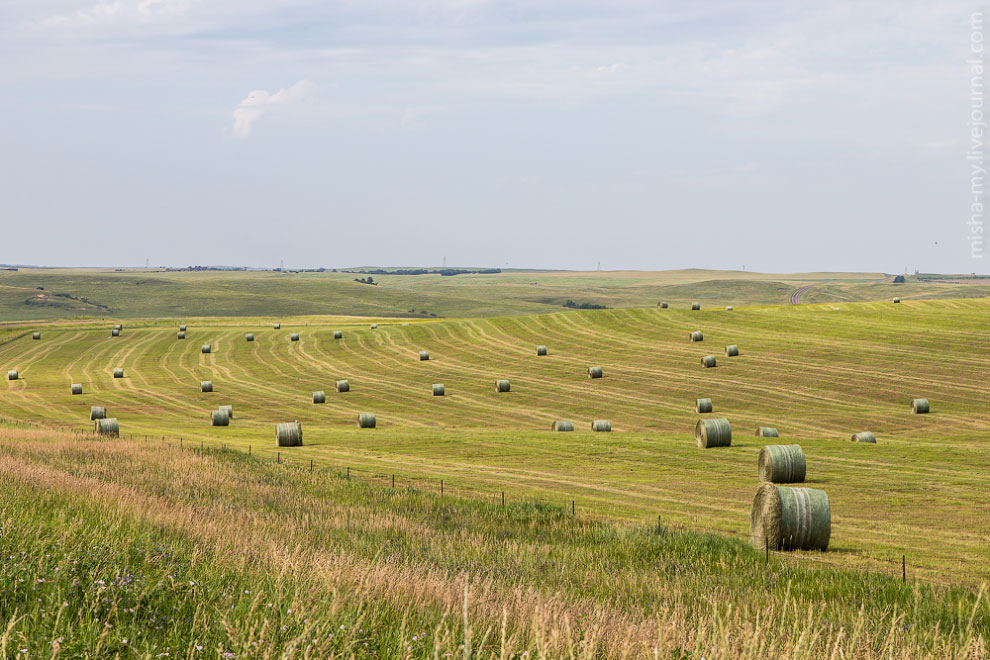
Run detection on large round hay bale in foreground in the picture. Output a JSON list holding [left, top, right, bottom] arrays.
[[691, 303, 701, 310], [591, 420, 612, 432], [751, 483, 830, 551], [312, 391, 326, 404], [32, 332, 40, 340], [690, 331, 703, 342], [94, 418, 119, 437], [111, 328, 120, 337], [494, 379, 511, 393], [177, 332, 186, 340], [658, 302, 668, 309], [552, 420, 574, 431], [200, 381, 213, 393], [536, 345, 547, 356], [756, 427, 779, 438], [90, 406, 106, 420], [7, 370, 18, 380], [333, 330, 343, 339], [70, 383, 82, 395], [179, 325, 187, 332], [358, 413, 377, 428], [290, 333, 299, 342], [758, 444, 806, 483], [335, 380, 350, 393], [851, 431, 877, 443], [419, 350, 430, 361], [201, 344, 212, 354], [275, 421, 302, 447], [432, 383, 445, 396], [725, 344, 739, 357], [219, 405, 233, 419], [211, 409, 229, 426], [587, 366, 603, 379], [701, 355, 716, 368], [696, 418, 731, 448], [245, 333, 255, 342], [911, 398, 930, 414], [695, 398, 713, 413], [113, 368, 124, 379]]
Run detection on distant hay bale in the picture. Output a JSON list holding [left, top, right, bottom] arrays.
[[90, 406, 107, 420], [7, 370, 18, 380], [658, 302, 668, 309], [358, 412, 377, 428], [32, 332, 40, 340], [701, 355, 716, 368], [725, 344, 739, 357], [274, 323, 281, 329], [113, 368, 124, 379], [432, 383, 445, 396], [690, 331, 703, 342], [419, 350, 430, 361], [245, 333, 255, 342], [94, 418, 120, 437], [211, 409, 230, 426], [893, 297, 901, 303], [333, 330, 343, 339], [200, 381, 213, 393], [177, 332, 186, 340], [201, 344, 212, 354], [587, 366, 603, 379], [371, 324, 378, 329], [756, 426, 779, 438], [312, 390, 326, 404], [726, 306, 733, 311], [691, 303, 700, 311], [114, 325, 122, 331], [695, 397, 713, 413], [275, 421, 302, 447], [179, 325, 187, 331], [70, 383, 82, 395], [758, 444, 806, 483], [696, 418, 731, 448], [290, 333, 299, 342], [111, 328, 120, 337], [552, 420, 574, 431], [494, 379, 511, 393], [536, 345, 548, 356], [335, 379, 350, 393], [911, 398, 930, 414], [591, 420, 612, 432], [751, 483, 830, 551], [851, 431, 877, 443], [219, 404, 233, 419], [402, 322, 410, 326]]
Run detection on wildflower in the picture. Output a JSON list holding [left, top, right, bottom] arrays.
[[189, 581, 195, 586], [223, 654, 236, 659], [122, 639, 128, 645], [195, 646, 203, 651], [36, 578, 45, 583], [62, 602, 68, 608]]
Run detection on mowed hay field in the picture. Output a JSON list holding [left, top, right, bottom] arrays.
[[2, 299, 989, 587]]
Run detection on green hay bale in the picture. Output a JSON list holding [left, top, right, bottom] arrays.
[[758, 444, 806, 483], [690, 331, 703, 342], [851, 431, 877, 443], [211, 409, 230, 426], [893, 297, 901, 303], [201, 344, 212, 354], [200, 381, 213, 393], [432, 383, 445, 396], [358, 412, 377, 429], [552, 420, 575, 432], [756, 427, 779, 438], [312, 391, 326, 404], [7, 370, 18, 381], [245, 333, 255, 342], [419, 350, 430, 361], [333, 330, 343, 339], [70, 383, 82, 395], [751, 483, 830, 551], [90, 406, 106, 420], [179, 325, 187, 331], [111, 328, 120, 337], [536, 345, 548, 356], [725, 344, 739, 357], [587, 366, 603, 379], [275, 421, 302, 447], [494, 379, 511, 393], [113, 368, 124, 379], [274, 323, 281, 329], [658, 302, 668, 309], [335, 380, 350, 393], [696, 418, 731, 448], [219, 405, 233, 419], [701, 355, 716, 368], [177, 332, 186, 340], [94, 417, 119, 436], [691, 303, 701, 310], [695, 398, 713, 413], [912, 398, 930, 414], [290, 333, 299, 342], [32, 332, 40, 340], [591, 420, 612, 432]]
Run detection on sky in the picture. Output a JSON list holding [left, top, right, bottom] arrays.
[[0, 0, 983, 273]]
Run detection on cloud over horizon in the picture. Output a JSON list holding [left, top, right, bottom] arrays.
[[228, 80, 316, 138]]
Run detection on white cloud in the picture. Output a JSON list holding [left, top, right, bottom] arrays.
[[38, 0, 190, 27], [228, 80, 316, 139]]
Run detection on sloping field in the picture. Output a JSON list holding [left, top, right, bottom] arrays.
[[1, 299, 989, 585]]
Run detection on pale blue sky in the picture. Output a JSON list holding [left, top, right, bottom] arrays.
[[0, 1, 979, 273]]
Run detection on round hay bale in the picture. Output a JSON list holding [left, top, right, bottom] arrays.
[[893, 297, 901, 303], [371, 323, 378, 329], [179, 325, 187, 332], [725, 344, 739, 357], [758, 444, 806, 483], [290, 333, 299, 341], [494, 379, 511, 393], [911, 398, 930, 414], [111, 328, 120, 337], [245, 333, 255, 342], [591, 420, 612, 432], [432, 383, 445, 396], [200, 381, 213, 393], [211, 409, 230, 426], [333, 330, 343, 339], [690, 331, 703, 342], [658, 302, 668, 309], [695, 398, 713, 413], [726, 306, 733, 311], [701, 355, 716, 368], [115, 324, 123, 331], [419, 350, 430, 361], [90, 406, 107, 420], [275, 421, 302, 447], [402, 322, 410, 326], [552, 420, 574, 431], [587, 366, 603, 379], [335, 380, 350, 393], [691, 303, 701, 311], [696, 418, 731, 448], [201, 344, 212, 354], [94, 417, 119, 436], [536, 345, 548, 356], [751, 483, 830, 551], [177, 332, 186, 340], [32, 332, 40, 340], [358, 412, 377, 429], [273, 323, 281, 330], [70, 383, 82, 395], [756, 426, 779, 438], [113, 368, 124, 379], [7, 370, 18, 380], [851, 431, 877, 443], [219, 404, 233, 419], [312, 390, 326, 404]]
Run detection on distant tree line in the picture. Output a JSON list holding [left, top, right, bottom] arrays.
[[563, 300, 609, 310], [343, 268, 502, 277]]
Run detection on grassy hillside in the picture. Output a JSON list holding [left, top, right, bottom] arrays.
[[2, 299, 988, 587]]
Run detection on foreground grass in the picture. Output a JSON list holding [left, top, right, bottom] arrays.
[[0, 427, 987, 659]]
